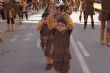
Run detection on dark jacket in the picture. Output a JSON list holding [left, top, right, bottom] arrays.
[[99, 0, 110, 21], [84, 0, 95, 15]]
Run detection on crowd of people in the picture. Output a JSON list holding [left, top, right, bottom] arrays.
[[0, 0, 110, 73]]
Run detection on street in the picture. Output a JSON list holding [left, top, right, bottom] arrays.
[[0, 10, 110, 73]]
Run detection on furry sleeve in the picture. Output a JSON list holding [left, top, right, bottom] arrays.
[[36, 20, 43, 31], [47, 14, 56, 30], [64, 14, 75, 29]]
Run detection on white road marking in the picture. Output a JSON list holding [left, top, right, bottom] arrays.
[[37, 38, 41, 48], [77, 41, 90, 57], [18, 25, 28, 30], [10, 38, 17, 42], [22, 38, 31, 42], [29, 16, 41, 21], [70, 36, 91, 73], [22, 14, 42, 23], [0, 20, 5, 23], [13, 34, 20, 38], [10, 35, 21, 42], [26, 33, 33, 37], [22, 21, 39, 24], [70, 12, 100, 25], [31, 25, 36, 29]]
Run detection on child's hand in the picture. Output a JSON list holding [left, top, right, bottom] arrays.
[[41, 18, 47, 24]]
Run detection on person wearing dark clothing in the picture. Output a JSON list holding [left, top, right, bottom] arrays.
[[0, 2, 5, 20], [99, 0, 110, 47], [83, 0, 95, 29], [14, 2, 23, 24], [3, 0, 16, 32], [21, 1, 28, 20]]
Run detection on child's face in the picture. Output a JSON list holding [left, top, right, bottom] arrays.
[[57, 22, 65, 26]]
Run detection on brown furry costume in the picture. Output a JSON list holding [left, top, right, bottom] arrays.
[[47, 12, 75, 30], [47, 12, 75, 73]]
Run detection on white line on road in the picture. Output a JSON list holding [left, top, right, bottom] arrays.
[[22, 38, 31, 42], [10, 38, 17, 42], [70, 36, 91, 73], [26, 33, 33, 37], [37, 38, 41, 49], [77, 41, 90, 57], [10, 34, 21, 42], [31, 25, 36, 29], [13, 34, 20, 38], [22, 21, 39, 24], [17, 25, 28, 30]]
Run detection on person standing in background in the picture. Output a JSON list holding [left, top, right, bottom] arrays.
[[99, 0, 110, 47], [83, 0, 95, 29], [3, 0, 16, 32], [21, 1, 28, 20], [79, 0, 85, 22], [32, 0, 38, 14], [0, 2, 5, 20]]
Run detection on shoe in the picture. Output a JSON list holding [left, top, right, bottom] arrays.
[[101, 41, 105, 45], [45, 64, 53, 70], [84, 21, 87, 29], [91, 21, 95, 29], [107, 42, 110, 47], [79, 15, 81, 22]]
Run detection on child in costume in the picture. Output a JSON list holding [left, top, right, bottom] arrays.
[[47, 5, 75, 73]]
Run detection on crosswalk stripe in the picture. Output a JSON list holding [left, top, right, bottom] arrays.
[[13, 35, 20, 38], [70, 36, 91, 73], [22, 21, 39, 24], [18, 25, 29, 30], [10, 38, 17, 42], [22, 38, 31, 42], [77, 41, 90, 57], [26, 33, 33, 37], [10, 34, 21, 43], [30, 25, 36, 29], [37, 38, 41, 48]]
